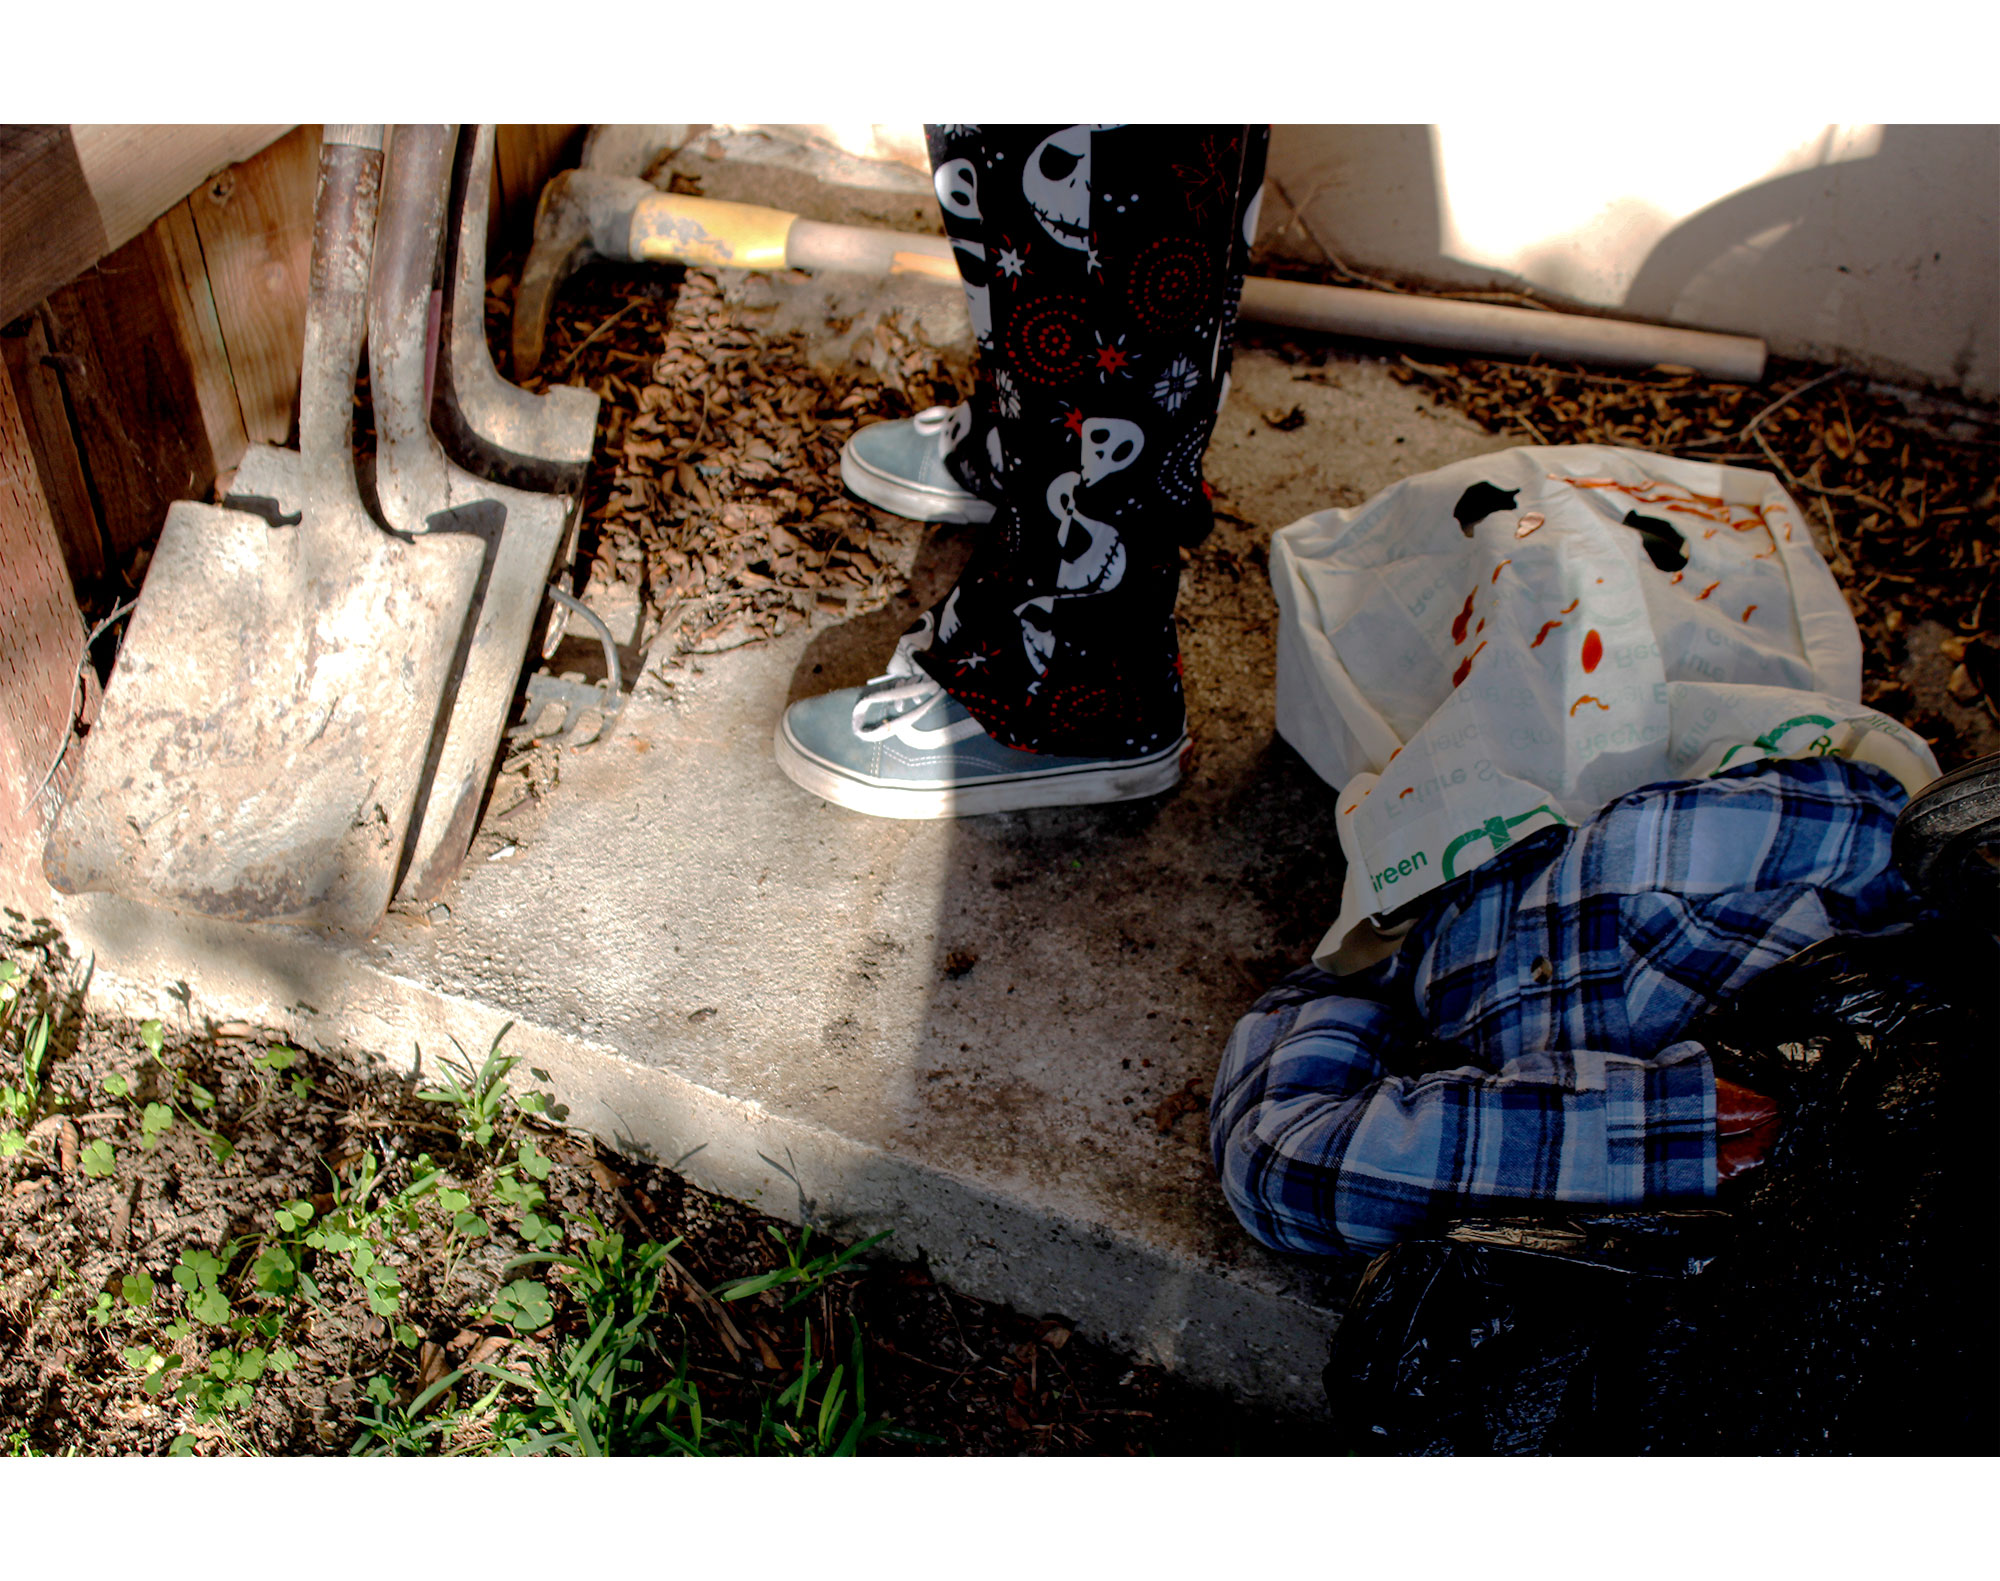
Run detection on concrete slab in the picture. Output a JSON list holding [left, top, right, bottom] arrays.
[[46, 344, 1509, 1409]]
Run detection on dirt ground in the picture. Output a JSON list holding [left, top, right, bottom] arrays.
[[0, 914, 1327, 1456], [10, 239, 1994, 1455]]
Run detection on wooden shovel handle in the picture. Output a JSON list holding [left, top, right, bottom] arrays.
[[298, 127, 384, 480]]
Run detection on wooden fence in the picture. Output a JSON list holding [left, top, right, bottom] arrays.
[[1, 124, 581, 600], [0, 124, 582, 913]]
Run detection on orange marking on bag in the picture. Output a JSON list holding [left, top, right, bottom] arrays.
[[1451, 592, 1477, 645]]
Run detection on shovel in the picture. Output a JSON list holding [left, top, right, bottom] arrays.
[[43, 127, 487, 931], [220, 129, 586, 905], [360, 125, 576, 904]]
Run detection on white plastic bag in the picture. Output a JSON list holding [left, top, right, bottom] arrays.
[[1270, 445, 1939, 972]]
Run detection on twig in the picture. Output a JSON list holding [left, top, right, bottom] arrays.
[[1269, 177, 1409, 295], [686, 631, 765, 656], [1754, 429, 1842, 560], [558, 300, 646, 380], [651, 1234, 751, 1359], [1270, 177, 1553, 310], [935, 1281, 983, 1365], [1685, 368, 1845, 449], [864, 1334, 964, 1376], [31, 599, 137, 809], [603, 1183, 752, 1356], [1786, 474, 1895, 511]]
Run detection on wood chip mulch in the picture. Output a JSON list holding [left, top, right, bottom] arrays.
[[496, 260, 971, 677]]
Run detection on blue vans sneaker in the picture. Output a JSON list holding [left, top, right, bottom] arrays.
[[839, 404, 997, 525], [775, 671, 1185, 819]]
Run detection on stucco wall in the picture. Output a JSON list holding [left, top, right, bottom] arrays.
[[763, 123, 1999, 398], [1260, 124, 1998, 397]]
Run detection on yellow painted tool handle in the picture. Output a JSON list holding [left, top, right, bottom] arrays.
[[886, 248, 959, 281], [628, 193, 797, 270], [626, 192, 961, 281]]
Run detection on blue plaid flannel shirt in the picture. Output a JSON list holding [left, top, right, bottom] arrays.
[[1210, 756, 1916, 1257]]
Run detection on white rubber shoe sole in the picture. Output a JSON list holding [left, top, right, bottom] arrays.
[[774, 717, 1186, 819], [839, 444, 997, 526]]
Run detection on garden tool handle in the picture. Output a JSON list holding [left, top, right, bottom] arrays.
[[370, 124, 458, 531], [625, 191, 955, 278], [298, 126, 385, 481]]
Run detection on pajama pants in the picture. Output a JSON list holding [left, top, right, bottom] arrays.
[[1209, 757, 1919, 1257], [912, 125, 1270, 759]]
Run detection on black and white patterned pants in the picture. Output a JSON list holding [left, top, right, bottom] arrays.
[[913, 124, 1269, 759]]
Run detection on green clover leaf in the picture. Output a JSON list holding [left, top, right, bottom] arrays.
[[489, 1278, 553, 1333], [140, 1103, 175, 1150]]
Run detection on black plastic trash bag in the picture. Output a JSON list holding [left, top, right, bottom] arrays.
[[1323, 754, 2000, 1456]]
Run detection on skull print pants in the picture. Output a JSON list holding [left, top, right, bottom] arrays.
[[910, 124, 1270, 759]]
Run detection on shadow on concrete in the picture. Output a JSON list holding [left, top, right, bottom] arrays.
[[774, 498, 1361, 1388], [786, 520, 977, 705]]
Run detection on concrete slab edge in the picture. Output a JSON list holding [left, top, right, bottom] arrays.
[[52, 892, 1340, 1413]]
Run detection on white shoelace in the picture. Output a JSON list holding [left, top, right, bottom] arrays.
[[848, 597, 987, 747], [850, 674, 942, 741]]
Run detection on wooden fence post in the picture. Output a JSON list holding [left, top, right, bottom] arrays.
[[0, 362, 92, 916]]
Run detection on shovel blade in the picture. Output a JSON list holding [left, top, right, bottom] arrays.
[[45, 494, 484, 931]]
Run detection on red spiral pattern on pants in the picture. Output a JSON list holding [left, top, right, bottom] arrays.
[[1005, 297, 1095, 385], [1127, 237, 1215, 333]]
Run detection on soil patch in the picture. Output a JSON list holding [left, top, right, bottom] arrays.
[[0, 916, 1319, 1456]]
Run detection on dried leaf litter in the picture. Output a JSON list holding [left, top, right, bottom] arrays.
[[503, 260, 972, 673], [508, 255, 1997, 765]]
